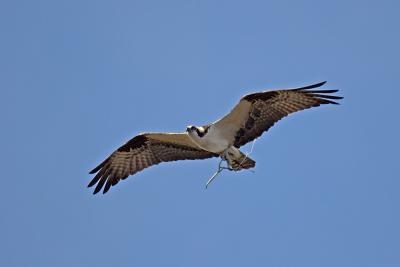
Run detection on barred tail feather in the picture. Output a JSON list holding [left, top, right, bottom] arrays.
[[230, 153, 256, 171]]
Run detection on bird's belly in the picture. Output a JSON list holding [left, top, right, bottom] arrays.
[[195, 132, 230, 154]]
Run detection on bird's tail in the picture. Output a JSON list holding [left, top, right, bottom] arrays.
[[229, 151, 256, 171]]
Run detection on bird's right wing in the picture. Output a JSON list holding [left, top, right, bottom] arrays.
[[88, 133, 217, 194]]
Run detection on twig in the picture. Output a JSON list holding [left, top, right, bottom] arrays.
[[239, 139, 257, 166], [205, 158, 230, 189], [205, 140, 257, 188]]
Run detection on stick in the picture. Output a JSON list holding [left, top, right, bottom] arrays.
[[205, 158, 230, 189], [205, 140, 257, 188], [239, 139, 257, 166]]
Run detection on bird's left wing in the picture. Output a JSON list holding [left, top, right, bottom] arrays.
[[88, 133, 217, 194], [213, 81, 343, 148]]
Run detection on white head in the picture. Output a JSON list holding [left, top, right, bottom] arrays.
[[186, 125, 208, 139]]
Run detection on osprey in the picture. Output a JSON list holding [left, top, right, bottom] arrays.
[[88, 81, 342, 194]]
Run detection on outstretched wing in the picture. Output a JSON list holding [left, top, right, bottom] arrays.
[[214, 81, 343, 148], [88, 133, 217, 194]]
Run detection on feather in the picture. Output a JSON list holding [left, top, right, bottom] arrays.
[[88, 133, 217, 194]]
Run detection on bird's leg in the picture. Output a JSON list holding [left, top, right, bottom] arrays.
[[219, 158, 234, 171], [221, 149, 235, 171]]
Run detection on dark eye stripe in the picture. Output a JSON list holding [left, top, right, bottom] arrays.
[[196, 129, 204, 137], [196, 125, 210, 138]]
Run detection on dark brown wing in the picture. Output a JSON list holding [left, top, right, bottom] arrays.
[[88, 133, 217, 194], [233, 81, 342, 147]]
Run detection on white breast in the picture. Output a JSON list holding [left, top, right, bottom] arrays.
[[189, 125, 230, 153]]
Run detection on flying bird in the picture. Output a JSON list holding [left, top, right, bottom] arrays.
[[88, 81, 342, 194]]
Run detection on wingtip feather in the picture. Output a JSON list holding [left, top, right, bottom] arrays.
[[103, 181, 112, 194], [295, 81, 327, 90], [89, 165, 101, 174], [87, 177, 98, 188], [93, 185, 102, 195]]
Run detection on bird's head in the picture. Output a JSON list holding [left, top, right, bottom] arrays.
[[186, 125, 208, 138]]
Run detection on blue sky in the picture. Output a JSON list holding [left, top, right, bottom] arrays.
[[1, 0, 399, 266]]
